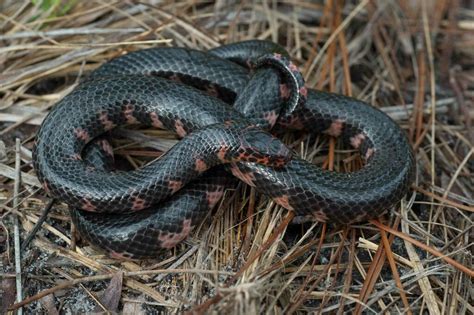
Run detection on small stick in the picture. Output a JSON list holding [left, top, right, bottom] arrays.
[[370, 220, 474, 278], [21, 199, 56, 252], [13, 138, 23, 315], [0, 27, 145, 40]]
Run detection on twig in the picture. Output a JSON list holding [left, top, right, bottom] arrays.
[[13, 138, 23, 315], [8, 268, 233, 311], [304, 0, 370, 81], [0, 27, 145, 40], [413, 186, 474, 212], [370, 220, 474, 278], [21, 199, 56, 252], [354, 218, 400, 314], [380, 228, 412, 314]]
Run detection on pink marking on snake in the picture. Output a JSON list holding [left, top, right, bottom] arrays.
[[273, 53, 282, 59], [280, 83, 290, 100], [230, 165, 256, 187], [174, 119, 187, 137], [350, 133, 366, 149], [365, 148, 375, 160], [279, 115, 304, 130], [312, 210, 329, 222], [217, 145, 229, 162], [149, 112, 164, 128], [131, 196, 146, 211], [123, 104, 138, 124], [73, 128, 90, 142], [43, 181, 50, 194], [206, 186, 224, 208], [158, 219, 192, 249], [168, 180, 183, 194], [263, 110, 279, 127], [289, 62, 299, 72], [98, 111, 116, 130], [273, 195, 295, 211], [81, 198, 97, 212], [325, 119, 345, 137], [71, 153, 82, 160], [195, 158, 207, 173], [299, 86, 308, 98], [99, 140, 114, 157]]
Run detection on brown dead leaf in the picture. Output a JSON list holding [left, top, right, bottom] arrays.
[[97, 271, 123, 313], [39, 294, 59, 315], [1, 277, 16, 313]]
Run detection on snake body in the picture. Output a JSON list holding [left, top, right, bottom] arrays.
[[33, 41, 415, 259]]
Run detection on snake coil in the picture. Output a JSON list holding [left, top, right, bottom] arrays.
[[33, 41, 415, 259]]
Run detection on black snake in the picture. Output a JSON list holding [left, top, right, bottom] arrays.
[[33, 41, 415, 259]]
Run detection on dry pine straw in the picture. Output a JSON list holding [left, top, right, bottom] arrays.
[[0, 1, 473, 314]]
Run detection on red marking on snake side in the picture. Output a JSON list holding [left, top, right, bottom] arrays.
[[299, 86, 308, 98], [350, 133, 366, 149], [206, 186, 224, 208], [131, 196, 146, 211], [168, 180, 183, 194], [312, 210, 329, 222], [289, 62, 299, 72], [43, 181, 50, 194], [279, 115, 305, 130], [73, 128, 90, 142], [158, 219, 192, 249], [274, 195, 295, 211], [99, 139, 114, 157], [325, 119, 345, 137], [123, 104, 138, 124], [280, 84, 290, 100], [98, 111, 115, 131], [217, 145, 229, 162], [195, 158, 207, 173], [71, 154, 82, 160], [263, 110, 279, 127], [149, 112, 164, 128], [230, 165, 256, 187], [81, 198, 97, 212], [174, 120, 187, 137], [365, 148, 375, 160]]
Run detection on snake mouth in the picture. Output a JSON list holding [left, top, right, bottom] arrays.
[[262, 138, 292, 168]]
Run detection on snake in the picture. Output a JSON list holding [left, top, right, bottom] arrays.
[[33, 40, 415, 259]]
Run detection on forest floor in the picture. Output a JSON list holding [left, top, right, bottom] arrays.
[[1, 1, 473, 314]]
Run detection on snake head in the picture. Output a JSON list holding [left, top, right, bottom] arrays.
[[234, 125, 292, 168]]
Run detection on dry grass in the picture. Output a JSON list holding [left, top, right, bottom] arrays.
[[1, 1, 473, 314]]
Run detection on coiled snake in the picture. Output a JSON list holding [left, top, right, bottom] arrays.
[[33, 41, 415, 259]]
